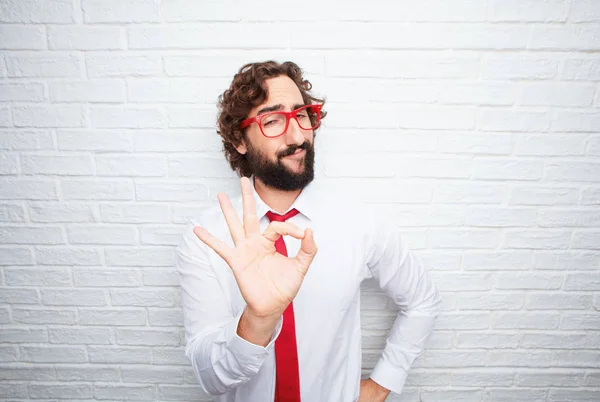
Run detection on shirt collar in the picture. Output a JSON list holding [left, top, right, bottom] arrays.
[[250, 175, 316, 221]]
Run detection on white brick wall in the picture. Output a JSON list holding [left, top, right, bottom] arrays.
[[0, 1, 599, 401]]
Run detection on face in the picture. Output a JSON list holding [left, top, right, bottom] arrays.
[[236, 75, 315, 192]]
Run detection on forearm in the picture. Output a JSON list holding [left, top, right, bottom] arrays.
[[237, 307, 282, 347], [186, 311, 283, 395]]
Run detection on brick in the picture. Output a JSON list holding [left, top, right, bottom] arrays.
[[48, 25, 125, 50], [140, 225, 184, 246], [68, 225, 137, 245], [0, 152, 18, 174], [21, 154, 94, 175], [548, 390, 600, 400], [0, 129, 53, 150], [553, 111, 600, 132], [538, 209, 600, 228], [134, 130, 221, 152], [437, 133, 511, 154], [0, 0, 75, 23], [479, 109, 552, 132], [128, 78, 226, 104], [504, 230, 571, 249], [0, 287, 39, 304], [483, 55, 558, 80], [122, 366, 185, 384], [56, 366, 120, 381], [168, 156, 234, 179], [421, 389, 484, 401], [517, 83, 595, 107], [49, 80, 126, 103], [49, 327, 111, 344], [0, 383, 28, 398], [129, 23, 288, 49], [494, 312, 560, 329], [534, 251, 599, 270], [434, 183, 507, 204], [564, 58, 600, 80], [21, 345, 86, 363], [0, 247, 34, 265], [530, 24, 600, 51], [0, 25, 46, 50], [148, 308, 183, 326], [100, 203, 169, 223], [488, 350, 553, 367], [79, 308, 147, 326], [13, 105, 85, 128], [108, 246, 175, 266], [570, 0, 600, 21], [526, 293, 592, 310], [466, 207, 536, 227], [455, 293, 524, 310], [316, 79, 438, 104], [430, 273, 493, 291], [0, 307, 9, 323], [561, 313, 600, 330], [96, 155, 166, 177], [29, 202, 95, 223], [510, 185, 578, 205], [434, 312, 491, 330], [0, 106, 11, 127], [83, 0, 161, 23], [429, 229, 499, 249], [152, 347, 188, 365], [167, 106, 219, 128], [88, 346, 151, 364], [486, 389, 547, 401], [36, 246, 102, 266], [57, 129, 132, 152], [544, 162, 600, 182], [522, 334, 589, 349], [0, 83, 45, 102], [0, 346, 18, 362], [581, 187, 600, 205], [94, 384, 155, 400], [472, 159, 543, 180], [414, 350, 487, 368], [143, 269, 180, 286], [135, 181, 209, 201], [553, 351, 600, 368], [0, 327, 47, 343], [158, 385, 209, 400], [5, 267, 71, 286], [111, 288, 179, 307], [455, 332, 520, 349], [42, 288, 106, 306], [572, 231, 600, 249], [86, 53, 162, 78], [326, 51, 479, 78], [62, 178, 134, 200], [496, 273, 562, 290], [490, 0, 569, 21], [74, 268, 141, 287], [453, 371, 514, 386], [91, 106, 166, 129], [0, 203, 26, 222], [5, 52, 82, 78], [589, 136, 600, 156], [29, 383, 93, 399]]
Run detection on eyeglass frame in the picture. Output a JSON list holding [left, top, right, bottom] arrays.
[[239, 104, 323, 138]]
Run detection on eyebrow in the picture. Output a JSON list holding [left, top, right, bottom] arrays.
[[256, 103, 306, 116]]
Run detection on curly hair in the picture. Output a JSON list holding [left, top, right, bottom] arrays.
[[216, 60, 327, 178]]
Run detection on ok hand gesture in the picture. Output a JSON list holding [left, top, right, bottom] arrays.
[[193, 177, 318, 319]]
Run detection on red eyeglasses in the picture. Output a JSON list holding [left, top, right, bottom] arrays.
[[239, 104, 322, 138]]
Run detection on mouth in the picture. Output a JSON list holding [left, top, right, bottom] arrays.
[[283, 148, 306, 160]]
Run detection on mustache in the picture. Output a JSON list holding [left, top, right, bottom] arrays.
[[278, 142, 310, 158]]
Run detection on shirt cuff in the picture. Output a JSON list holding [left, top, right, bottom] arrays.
[[370, 358, 408, 395], [223, 311, 283, 375]]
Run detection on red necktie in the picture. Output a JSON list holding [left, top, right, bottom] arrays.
[[266, 208, 301, 402]]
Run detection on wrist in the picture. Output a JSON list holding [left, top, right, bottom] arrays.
[[237, 307, 282, 347], [368, 378, 390, 399]]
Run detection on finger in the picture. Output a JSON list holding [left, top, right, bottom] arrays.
[[217, 192, 244, 245], [262, 221, 305, 243], [295, 228, 318, 275], [193, 226, 233, 263], [241, 177, 260, 235]]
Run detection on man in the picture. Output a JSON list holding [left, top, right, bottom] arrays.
[[176, 60, 441, 402]]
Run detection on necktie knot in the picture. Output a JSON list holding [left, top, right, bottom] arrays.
[[266, 208, 299, 223]]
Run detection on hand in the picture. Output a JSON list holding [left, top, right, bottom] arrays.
[[358, 379, 390, 402], [193, 177, 318, 319]]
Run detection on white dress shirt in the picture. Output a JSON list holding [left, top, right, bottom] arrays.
[[176, 176, 442, 402]]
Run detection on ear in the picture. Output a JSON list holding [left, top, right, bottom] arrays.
[[235, 140, 247, 155]]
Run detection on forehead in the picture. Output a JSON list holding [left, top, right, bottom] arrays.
[[262, 75, 304, 104]]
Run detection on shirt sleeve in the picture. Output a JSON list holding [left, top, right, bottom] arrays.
[[176, 219, 283, 395], [363, 205, 442, 395]]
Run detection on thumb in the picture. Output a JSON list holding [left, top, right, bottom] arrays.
[[295, 228, 318, 273]]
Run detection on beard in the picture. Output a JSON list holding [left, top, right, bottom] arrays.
[[245, 139, 315, 191]]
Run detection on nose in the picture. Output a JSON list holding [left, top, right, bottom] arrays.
[[284, 116, 306, 145]]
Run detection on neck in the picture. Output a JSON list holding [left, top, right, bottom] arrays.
[[253, 176, 302, 214]]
